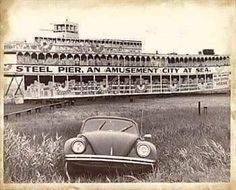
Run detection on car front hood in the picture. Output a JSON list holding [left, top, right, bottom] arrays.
[[82, 131, 139, 156]]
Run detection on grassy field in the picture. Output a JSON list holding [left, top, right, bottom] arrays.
[[4, 94, 230, 183]]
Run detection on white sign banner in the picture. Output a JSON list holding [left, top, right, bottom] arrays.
[[213, 73, 230, 89], [4, 64, 230, 75]]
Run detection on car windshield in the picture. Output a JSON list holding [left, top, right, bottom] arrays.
[[82, 118, 139, 134]]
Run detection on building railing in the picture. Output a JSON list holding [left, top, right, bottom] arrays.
[[18, 79, 214, 99], [4, 42, 38, 51], [4, 41, 142, 54], [5, 41, 230, 67], [5, 38, 142, 49], [14, 57, 230, 67]]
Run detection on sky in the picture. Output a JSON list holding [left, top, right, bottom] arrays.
[[4, 0, 235, 55]]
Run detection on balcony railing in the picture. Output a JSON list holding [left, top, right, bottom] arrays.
[[19, 79, 215, 99], [11, 57, 230, 68], [4, 42, 141, 54]]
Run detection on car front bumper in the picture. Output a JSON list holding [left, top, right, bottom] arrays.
[[65, 154, 156, 171]]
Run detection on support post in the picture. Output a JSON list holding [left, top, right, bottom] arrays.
[[198, 101, 201, 115], [5, 77, 14, 97], [203, 106, 208, 115], [14, 77, 23, 96]]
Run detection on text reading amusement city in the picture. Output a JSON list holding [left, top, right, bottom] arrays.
[[14, 65, 212, 74]]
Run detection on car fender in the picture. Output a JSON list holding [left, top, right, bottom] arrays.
[[64, 138, 78, 154], [64, 137, 94, 155]]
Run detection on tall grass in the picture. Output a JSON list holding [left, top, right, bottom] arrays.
[[4, 95, 230, 182], [4, 125, 64, 183]]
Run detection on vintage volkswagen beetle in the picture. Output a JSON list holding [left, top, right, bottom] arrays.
[[64, 116, 157, 176]]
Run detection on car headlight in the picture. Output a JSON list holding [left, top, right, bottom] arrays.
[[137, 143, 151, 157], [72, 140, 86, 153]]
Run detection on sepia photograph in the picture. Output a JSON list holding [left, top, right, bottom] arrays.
[[0, 0, 235, 189]]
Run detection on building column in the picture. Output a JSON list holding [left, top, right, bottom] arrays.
[[160, 74, 162, 93], [105, 55, 108, 66], [118, 75, 120, 94], [93, 75, 96, 94], [52, 75, 55, 97], [86, 54, 89, 66], [37, 75, 40, 98], [22, 75, 25, 94], [80, 75, 83, 94], [150, 75, 152, 93], [57, 53, 61, 65], [106, 75, 108, 93], [78, 54, 81, 65], [129, 75, 131, 93], [36, 53, 39, 64], [44, 53, 47, 64], [178, 75, 181, 91], [111, 55, 114, 66], [117, 55, 121, 66], [187, 74, 190, 91], [92, 54, 95, 66]]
